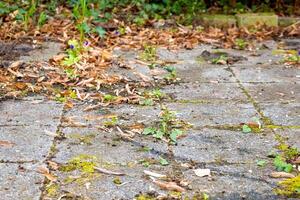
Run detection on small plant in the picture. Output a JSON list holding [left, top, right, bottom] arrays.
[[283, 54, 300, 65], [55, 89, 77, 103], [256, 160, 267, 167], [93, 26, 106, 38], [139, 44, 157, 62], [143, 106, 190, 143], [62, 39, 82, 67], [103, 94, 117, 102], [139, 89, 165, 106], [37, 11, 47, 27], [65, 68, 79, 80], [235, 38, 248, 50], [211, 55, 228, 65], [273, 155, 293, 173], [163, 66, 178, 83], [275, 134, 299, 161], [159, 156, 169, 166], [241, 117, 262, 133], [17, 0, 37, 30], [103, 116, 118, 127]]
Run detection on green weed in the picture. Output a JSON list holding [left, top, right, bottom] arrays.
[[143, 106, 190, 143], [234, 38, 248, 50], [211, 55, 228, 64]]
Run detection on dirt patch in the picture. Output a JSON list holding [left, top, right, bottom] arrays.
[[0, 41, 61, 67], [199, 50, 247, 64], [0, 41, 36, 67]]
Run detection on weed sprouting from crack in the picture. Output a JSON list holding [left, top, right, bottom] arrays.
[[139, 88, 165, 106], [142, 105, 192, 144]]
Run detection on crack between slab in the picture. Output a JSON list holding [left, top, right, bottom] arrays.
[[164, 99, 249, 105], [227, 66, 275, 126], [0, 124, 31, 127], [0, 160, 37, 164], [38, 104, 67, 200]]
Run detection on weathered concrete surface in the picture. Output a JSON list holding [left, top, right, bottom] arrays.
[[260, 103, 300, 126], [173, 128, 275, 163], [20, 42, 62, 62], [0, 97, 63, 126], [0, 163, 43, 200], [0, 126, 56, 161], [166, 102, 258, 127], [236, 13, 278, 27], [161, 82, 247, 102], [242, 82, 299, 103], [232, 64, 300, 83], [0, 96, 63, 199], [182, 164, 278, 200], [1, 39, 300, 200]]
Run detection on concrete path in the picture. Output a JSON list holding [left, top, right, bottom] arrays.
[[0, 40, 299, 200]]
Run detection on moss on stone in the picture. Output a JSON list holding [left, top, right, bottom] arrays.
[[45, 183, 59, 197], [275, 175, 300, 198], [59, 154, 98, 173]]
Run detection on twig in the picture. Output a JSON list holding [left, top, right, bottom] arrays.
[[94, 166, 125, 176]]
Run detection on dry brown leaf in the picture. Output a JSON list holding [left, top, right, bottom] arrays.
[[14, 82, 27, 90], [0, 140, 15, 148], [51, 54, 65, 62], [292, 157, 300, 164], [101, 50, 113, 61], [269, 171, 295, 178], [133, 72, 151, 82], [37, 166, 57, 182], [9, 61, 22, 68], [144, 170, 167, 179], [48, 161, 59, 170], [152, 179, 185, 192]]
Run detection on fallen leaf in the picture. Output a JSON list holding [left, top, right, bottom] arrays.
[[144, 170, 167, 179], [152, 179, 185, 192], [292, 157, 300, 164], [51, 54, 65, 62], [37, 166, 57, 181], [133, 72, 151, 82], [269, 171, 295, 178], [194, 168, 211, 177], [94, 166, 125, 176], [0, 140, 15, 148], [48, 161, 59, 170]]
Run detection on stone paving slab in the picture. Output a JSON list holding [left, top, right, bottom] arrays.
[[50, 164, 178, 200], [0, 126, 56, 162], [165, 102, 258, 127], [260, 102, 300, 126], [274, 128, 300, 149], [176, 65, 236, 83], [161, 82, 247, 102], [231, 65, 300, 83], [242, 82, 300, 103], [53, 127, 169, 165], [173, 128, 276, 163], [1, 40, 300, 200], [63, 104, 160, 127], [0, 98, 63, 127], [0, 163, 43, 200], [182, 164, 278, 200]]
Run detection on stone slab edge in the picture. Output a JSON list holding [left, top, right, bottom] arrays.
[[197, 13, 299, 28]]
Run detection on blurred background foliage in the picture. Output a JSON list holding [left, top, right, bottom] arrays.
[[0, 0, 299, 27]]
